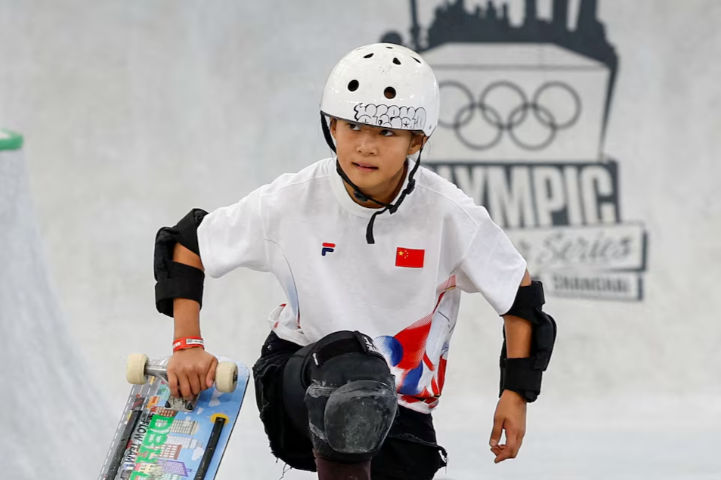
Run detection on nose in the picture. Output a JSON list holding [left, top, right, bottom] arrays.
[[356, 129, 378, 156]]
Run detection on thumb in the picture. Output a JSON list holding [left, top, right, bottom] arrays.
[[489, 416, 504, 447]]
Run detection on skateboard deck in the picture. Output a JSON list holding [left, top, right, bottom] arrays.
[[98, 355, 250, 480]]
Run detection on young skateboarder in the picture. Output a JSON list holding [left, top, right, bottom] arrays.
[[153, 43, 556, 480]]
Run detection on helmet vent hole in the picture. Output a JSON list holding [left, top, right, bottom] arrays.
[[384, 87, 396, 99], [348, 80, 359, 92], [393, 57, 401, 65], [386, 46, 393, 49], [413, 57, 421, 63], [363, 53, 374, 59]]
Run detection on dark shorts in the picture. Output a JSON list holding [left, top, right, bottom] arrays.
[[252, 331, 448, 480]]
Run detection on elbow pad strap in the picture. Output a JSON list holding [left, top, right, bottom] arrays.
[[500, 357, 543, 403], [503, 280, 545, 325], [155, 261, 205, 317]]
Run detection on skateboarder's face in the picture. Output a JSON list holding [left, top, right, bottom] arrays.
[[331, 118, 425, 206]]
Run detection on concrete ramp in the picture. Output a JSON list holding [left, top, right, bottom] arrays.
[[0, 130, 109, 479]]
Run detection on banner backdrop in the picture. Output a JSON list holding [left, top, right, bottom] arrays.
[[1, 1, 720, 478], [388, 0, 648, 302]]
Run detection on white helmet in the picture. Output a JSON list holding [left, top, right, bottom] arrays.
[[321, 43, 440, 137]]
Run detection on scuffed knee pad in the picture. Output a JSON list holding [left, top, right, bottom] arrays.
[[326, 380, 398, 454], [306, 378, 397, 461], [299, 331, 398, 462]]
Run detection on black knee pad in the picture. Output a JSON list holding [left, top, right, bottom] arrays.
[[283, 331, 398, 462]]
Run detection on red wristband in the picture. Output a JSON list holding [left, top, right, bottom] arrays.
[[173, 336, 204, 352]]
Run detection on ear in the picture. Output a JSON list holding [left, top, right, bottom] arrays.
[[407, 133, 428, 156], [329, 117, 338, 139]]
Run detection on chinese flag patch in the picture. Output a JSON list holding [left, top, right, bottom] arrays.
[[395, 247, 425, 268]]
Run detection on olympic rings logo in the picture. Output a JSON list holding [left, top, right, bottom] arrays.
[[438, 80, 582, 151]]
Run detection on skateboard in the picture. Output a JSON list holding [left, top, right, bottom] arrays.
[[98, 354, 250, 480]]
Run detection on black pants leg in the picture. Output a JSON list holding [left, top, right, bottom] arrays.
[[252, 332, 316, 471]]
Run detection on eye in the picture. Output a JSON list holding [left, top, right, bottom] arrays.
[[380, 129, 395, 137], [347, 122, 361, 131]]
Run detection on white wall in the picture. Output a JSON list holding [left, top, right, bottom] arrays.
[[1, 1, 720, 478]]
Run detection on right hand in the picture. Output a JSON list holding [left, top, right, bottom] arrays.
[[167, 348, 218, 401]]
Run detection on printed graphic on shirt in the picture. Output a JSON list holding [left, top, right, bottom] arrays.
[[375, 276, 456, 410], [381, 0, 649, 301], [395, 247, 425, 268], [321, 242, 336, 256]]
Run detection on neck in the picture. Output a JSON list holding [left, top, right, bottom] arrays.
[[343, 161, 408, 208]]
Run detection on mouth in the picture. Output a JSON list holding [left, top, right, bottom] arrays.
[[352, 161, 378, 171]]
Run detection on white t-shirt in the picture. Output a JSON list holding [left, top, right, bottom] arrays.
[[198, 157, 526, 413]]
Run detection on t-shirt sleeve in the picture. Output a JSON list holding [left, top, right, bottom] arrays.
[[196, 185, 270, 278], [454, 207, 527, 315]]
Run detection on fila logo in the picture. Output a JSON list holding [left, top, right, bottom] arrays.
[[321, 242, 336, 256]]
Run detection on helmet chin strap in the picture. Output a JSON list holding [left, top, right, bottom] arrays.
[[334, 160, 390, 208], [320, 113, 422, 244]]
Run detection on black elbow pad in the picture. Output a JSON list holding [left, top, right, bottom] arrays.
[[499, 281, 557, 402], [153, 208, 208, 317]]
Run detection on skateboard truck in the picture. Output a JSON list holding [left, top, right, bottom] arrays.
[[126, 353, 239, 411], [127, 353, 238, 391]]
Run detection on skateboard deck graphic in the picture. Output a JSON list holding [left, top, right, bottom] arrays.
[[99, 355, 250, 480]]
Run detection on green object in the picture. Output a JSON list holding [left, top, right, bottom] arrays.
[[0, 129, 24, 151]]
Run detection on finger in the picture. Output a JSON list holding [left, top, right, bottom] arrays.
[[493, 445, 512, 464], [179, 373, 192, 400], [511, 430, 524, 458], [504, 437, 518, 461], [495, 429, 520, 463], [206, 357, 218, 389], [495, 447, 513, 463], [188, 371, 201, 399], [167, 369, 179, 398], [197, 370, 208, 395], [489, 417, 504, 448]]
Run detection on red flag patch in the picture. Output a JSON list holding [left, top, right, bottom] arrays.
[[395, 247, 425, 268]]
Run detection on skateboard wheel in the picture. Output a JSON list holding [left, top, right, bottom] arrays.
[[215, 361, 238, 393], [126, 353, 149, 385]]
